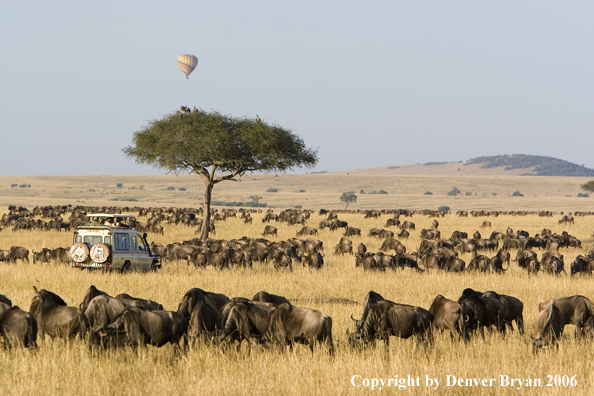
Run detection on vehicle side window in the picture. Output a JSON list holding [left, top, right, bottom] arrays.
[[137, 237, 146, 251], [130, 236, 138, 251], [114, 233, 130, 251], [75, 235, 82, 243], [104, 236, 111, 246]]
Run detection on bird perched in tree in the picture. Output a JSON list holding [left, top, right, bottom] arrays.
[[193, 106, 198, 113], [256, 115, 261, 123]]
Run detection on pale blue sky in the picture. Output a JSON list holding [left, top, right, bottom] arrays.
[[1, 1, 593, 175]]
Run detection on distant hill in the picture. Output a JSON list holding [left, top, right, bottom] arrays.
[[465, 155, 594, 177], [334, 154, 594, 177]]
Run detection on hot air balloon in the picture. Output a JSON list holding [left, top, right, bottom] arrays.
[[177, 54, 198, 79]]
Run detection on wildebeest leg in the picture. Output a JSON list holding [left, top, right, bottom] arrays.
[[516, 316, 524, 335], [445, 320, 461, 341], [575, 322, 584, 338]]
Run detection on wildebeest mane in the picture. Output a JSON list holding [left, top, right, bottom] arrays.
[[84, 295, 130, 330], [31, 287, 67, 317]]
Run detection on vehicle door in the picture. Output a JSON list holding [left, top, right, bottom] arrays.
[[113, 232, 134, 269], [131, 233, 152, 270]]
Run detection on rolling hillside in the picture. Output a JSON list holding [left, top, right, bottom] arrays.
[[336, 155, 594, 177]]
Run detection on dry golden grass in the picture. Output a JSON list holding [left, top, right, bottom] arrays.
[[0, 172, 592, 212], [1, 210, 594, 395]]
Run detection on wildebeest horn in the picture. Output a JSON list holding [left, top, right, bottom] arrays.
[[350, 314, 360, 322], [464, 314, 470, 323], [32, 286, 39, 294]]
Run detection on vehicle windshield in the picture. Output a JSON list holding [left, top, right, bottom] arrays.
[[83, 236, 103, 247]]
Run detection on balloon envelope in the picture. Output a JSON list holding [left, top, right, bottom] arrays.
[[177, 54, 198, 78]]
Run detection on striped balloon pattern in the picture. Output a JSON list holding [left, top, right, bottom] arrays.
[[177, 54, 198, 78]]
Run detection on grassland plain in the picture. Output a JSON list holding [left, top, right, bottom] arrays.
[[0, 172, 592, 212], [0, 209, 593, 396]]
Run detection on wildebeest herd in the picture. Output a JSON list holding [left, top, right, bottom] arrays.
[[1, 204, 593, 356], [0, 284, 592, 354]]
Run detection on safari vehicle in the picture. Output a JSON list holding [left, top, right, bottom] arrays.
[[70, 214, 161, 271]]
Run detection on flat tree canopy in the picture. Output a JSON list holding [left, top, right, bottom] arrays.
[[581, 180, 594, 192], [123, 109, 318, 239], [340, 191, 357, 210]]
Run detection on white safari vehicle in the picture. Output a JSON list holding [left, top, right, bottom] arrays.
[[70, 214, 161, 271]]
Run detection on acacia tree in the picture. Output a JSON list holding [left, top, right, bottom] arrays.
[[123, 109, 318, 239], [581, 181, 594, 192], [340, 191, 357, 210]]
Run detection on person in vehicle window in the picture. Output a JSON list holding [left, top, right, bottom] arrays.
[[115, 217, 130, 228], [90, 217, 103, 226]]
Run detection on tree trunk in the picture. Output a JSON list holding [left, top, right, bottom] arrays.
[[200, 180, 214, 240]]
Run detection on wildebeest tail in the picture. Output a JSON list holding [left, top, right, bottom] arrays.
[[317, 315, 334, 355], [27, 313, 38, 348]]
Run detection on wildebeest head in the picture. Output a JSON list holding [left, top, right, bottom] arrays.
[[177, 288, 208, 318], [80, 285, 108, 311], [348, 292, 388, 345], [88, 321, 127, 350]]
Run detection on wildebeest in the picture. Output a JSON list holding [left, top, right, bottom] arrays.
[[187, 300, 223, 343], [457, 288, 506, 338], [333, 238, 353, 255], [272, 251, 293, 271], [80, 285, 162, 313], [541, 252, 565, 276], [397, 229, 410, 239], [344, 227, 361, 237], [379, 238, 405, 253], [33, 247, 71, 264], [30, 287, 87, 341], [558, 214, 574, 225], [177, 288, 230, 319], [218, 300, 275, 349], [570, 255, 594, 277], [0, 294, 12, 307], [438, 256, 465, 272], [467, 252, 491, 272], [532, 304, 564, 353], [9, 246, 29, 263], [252, 291, 290, 306], [89, 307, 188, 351], [348, 291, 433, 347], [429, 295, 467, 341], [262, 225, 278, 236], [538, 295, 594, 338], [296, 227, 318, 236], [0, 249, 12, 263], [262, 302, 334, 354], [482, 291, 524, 334], [399, 221, 415, 230], [79, 285, 108, 312], [0, 305, 38, 348], [490, 249, 510, 274], [302, 252, 324, 270]]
